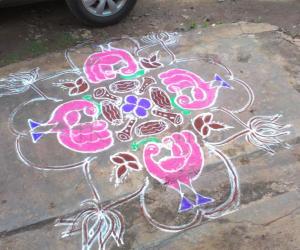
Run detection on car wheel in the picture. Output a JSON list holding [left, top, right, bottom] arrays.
[[65, 0, 137, 26]]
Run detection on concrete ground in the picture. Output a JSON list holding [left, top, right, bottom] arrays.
[[0, 0, 299, 67], [0, 1, 300, 250], [0, 21, 299, 249]]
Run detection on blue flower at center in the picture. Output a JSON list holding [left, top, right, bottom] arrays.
[[122, 95, 152, 118]]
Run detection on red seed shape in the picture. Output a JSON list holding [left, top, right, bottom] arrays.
[[118, 153, 136, 162], [204, 113, 213, 123], [150, 54, 157, 62], [127, 162, 140, 170], [141, 60, 158, 69], [201, 125, 210, 136], [70, 88, 78, 95], [111, 156, 125, 164], [62, 82, 75, 88], [117, 165, 127, 178], [209, 123, 225, 130], [193, 116, 204, 132]]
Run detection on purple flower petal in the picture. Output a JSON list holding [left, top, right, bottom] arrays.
[[138, 98, 151, 109], [135, 107, 147, 117], [122, 104, 135, 113], [126, 95, 137, 104]]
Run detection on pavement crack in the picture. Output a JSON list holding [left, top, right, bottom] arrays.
[[262, 206, 300, 227], [274, 29, 300, 48], [0, 209, 80, 239], [0, 216, 57, 239], [0, 190, 140, 238], [224, 206, 300, 228]]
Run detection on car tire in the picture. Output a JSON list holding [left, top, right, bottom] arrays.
[[65, 0, 137, 26]]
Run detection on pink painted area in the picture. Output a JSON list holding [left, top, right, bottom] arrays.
[[58, 120, 113, 153], [48, 100, 97, 125], [159, 69, 220, 110], [143, 131, 204, 192], [45, 100, 113, 153], [84, 48, 139, 84]]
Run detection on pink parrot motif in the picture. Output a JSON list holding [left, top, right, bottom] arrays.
[[143, 130, 214, 212], [84, 48, 139, 84], [159, 69, 231, 110], [28, 100, 113, 153]]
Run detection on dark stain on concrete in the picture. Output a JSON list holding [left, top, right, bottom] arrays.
[[294, 85, 300, 93], [237, 52, 252, 63], [216, 218, 230, 224], [294, 152, 300, 162], [239, 155, 250, 165], [240, 181, 288, 205], [211, 225, 248, 250], [48, 202, 56, 209], [249, 108, 256, 114], [119, 201, 141, 230], [0, 216, 57, 238]]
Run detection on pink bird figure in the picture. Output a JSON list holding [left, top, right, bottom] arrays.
[[84, 48, 139, 84], [143, 130, 214, 212], [28, 100, 113, 153], [159, 69, 231, 110]]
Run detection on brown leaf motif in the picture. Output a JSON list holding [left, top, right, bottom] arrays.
[[110, 152, 142, 186], [192, 112, 231, 138], [57, 77, 89, 96], [140, 52, 163, 69]]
